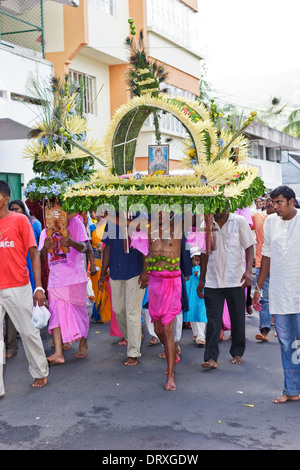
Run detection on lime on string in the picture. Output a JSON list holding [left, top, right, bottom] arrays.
[[146, 256, 180, 272]]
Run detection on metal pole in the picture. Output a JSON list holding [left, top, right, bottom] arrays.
[[40, 0, 45, 58]]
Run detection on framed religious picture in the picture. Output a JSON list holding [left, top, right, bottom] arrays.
[[148, 145, 169, 175], [45, 200, 70, 255]]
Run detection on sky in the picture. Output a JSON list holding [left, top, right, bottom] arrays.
[[195, 0, 300, 121], [198, 0, 300, 81]]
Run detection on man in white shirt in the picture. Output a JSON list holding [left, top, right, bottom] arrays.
[[253, 185, 300, 404], [197, 210, 255, 369]]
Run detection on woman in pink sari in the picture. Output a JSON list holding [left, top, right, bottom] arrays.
[[39, 214, 90, 364]]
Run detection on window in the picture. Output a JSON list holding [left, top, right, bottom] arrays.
[[266, 148, 281, 163], [165, 84, 195, 101], [146, 0, 200, 54], [69, 70, 96, 115], [0, 173, 22, 200], [144, 85, 196, 136], [88, 0, 114, 16]]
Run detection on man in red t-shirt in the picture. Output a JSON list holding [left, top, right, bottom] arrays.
[[0, 180, 49, 397]]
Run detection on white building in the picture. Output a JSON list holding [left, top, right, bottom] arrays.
[[246, 121, 300, 194], [0, 0, 54, 198], [0, 0, 204, 198]]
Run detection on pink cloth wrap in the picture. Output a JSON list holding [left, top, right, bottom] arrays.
[[148, 270, 182, 325], [48, 282, 89, 343], [186, 230, 206, 251], [130, 230, 149, 256]]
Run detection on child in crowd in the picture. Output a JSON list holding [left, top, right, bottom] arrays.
[[183, 248, 207, 345]]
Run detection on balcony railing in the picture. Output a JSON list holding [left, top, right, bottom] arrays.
[[0, 0, 45, 58]]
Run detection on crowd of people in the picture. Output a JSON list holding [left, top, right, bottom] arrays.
[[0, 179, 300, 401]]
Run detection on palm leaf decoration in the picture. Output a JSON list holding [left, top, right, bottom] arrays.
[[283, 108, 300, 138], [23, 75, 106, 202], [125, 28, 168, 98], [25, 75, 106, 168]]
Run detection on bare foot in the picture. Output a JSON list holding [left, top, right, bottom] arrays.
[[5, 353, 15, 358], [47, 354, 65, 365], [63, 343, 72, 350], [32, 377, 47, 388], [75, 339, 87, 358], [75, 350, 87, 359], [165, 374, 176, 391], [148, 337, 158, 345], [124, 357, 138, 366], [158, 351, 166, 359], [255, 333, 268, 342], [201, 359, 217, 369], [272, 394, 300, 404], [232, 356, 243, 364], [256, 328, 269, 342], [118, 338, 127, 346], [175, 342, 181, 355]]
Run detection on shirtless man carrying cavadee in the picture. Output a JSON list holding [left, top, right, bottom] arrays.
[[145, 211, 183, 391]]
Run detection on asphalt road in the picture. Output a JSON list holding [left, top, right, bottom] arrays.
[[0, 304, 299, 452]]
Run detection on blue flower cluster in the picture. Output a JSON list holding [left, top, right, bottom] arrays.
[[72, 133, 86, 142], [38, 132, 86, 149], [48, 182, 61, 196], [48, 169, 68, 179], [24, 182, 37, 196], [24, 180, 62, 197], [39, 135, 59, 148], [217, 138, 229, 148]]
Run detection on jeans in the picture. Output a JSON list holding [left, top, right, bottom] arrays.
[[256, 268, 271, 333], [273, 314, 300, 396]]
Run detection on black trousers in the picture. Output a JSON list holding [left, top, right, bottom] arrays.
[[204, 287, 246, 362]]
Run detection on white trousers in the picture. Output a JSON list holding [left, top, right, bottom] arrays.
[[191, 322, 207, 342], [0, 284, 49, 396], [109, 276, 145, 359], [143, 309, 183, 343]]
